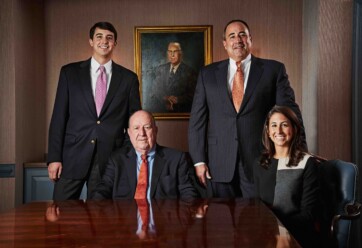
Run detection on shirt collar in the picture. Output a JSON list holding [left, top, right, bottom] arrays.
[[91, 57, 112, 74], [229, 53, 251, 70], [170, 63, 180, 71], [135, 145, 156, 160]]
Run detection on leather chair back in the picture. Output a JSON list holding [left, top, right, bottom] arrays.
[[319, 159, 360, 248]]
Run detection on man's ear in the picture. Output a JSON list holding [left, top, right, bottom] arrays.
[[222, 40, 227, 50], [89, 39, 94, 47]]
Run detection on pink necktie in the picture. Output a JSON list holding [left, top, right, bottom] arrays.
[[232, 61, 244, 112], [95, 66, 107, 116]]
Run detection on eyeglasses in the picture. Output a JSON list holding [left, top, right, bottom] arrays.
[[167, 50, 181, 55]]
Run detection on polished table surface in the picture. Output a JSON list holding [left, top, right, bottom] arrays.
[[0, 198, 301, 247]]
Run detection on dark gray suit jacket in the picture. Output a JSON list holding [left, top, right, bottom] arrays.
[[147, 62, 197, 113], [48, 58, 141, 179], [188, 55, 305, 183], [91, 144, 199, 199]]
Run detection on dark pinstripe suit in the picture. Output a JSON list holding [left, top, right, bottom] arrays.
[[188, 55, 304, 197]]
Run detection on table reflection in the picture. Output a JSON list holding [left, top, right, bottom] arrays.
[[44, 199, 208, 247], [0, 199, 300, 247]]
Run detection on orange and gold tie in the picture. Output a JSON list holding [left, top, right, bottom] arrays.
[[134, 154, 148, 199], [232, 61, 244, 112]]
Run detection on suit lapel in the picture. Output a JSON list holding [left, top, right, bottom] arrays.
[[99, 62, 122, 116], [79, 59, 97, 116], [215, 60, 235, 113], [150, 145, 165, 198], [177, 62, 185, 75], [125, 149, 138, 198], [239, 55, 263, 114]]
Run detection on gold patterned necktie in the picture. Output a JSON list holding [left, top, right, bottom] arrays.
[[134, 154, 148, 199], [232, 61, 244, 112]]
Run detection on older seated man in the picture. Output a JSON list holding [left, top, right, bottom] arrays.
[[91, 110, 198, 199]]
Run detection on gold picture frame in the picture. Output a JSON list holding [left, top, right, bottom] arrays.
[[134, 25, 212, 119]]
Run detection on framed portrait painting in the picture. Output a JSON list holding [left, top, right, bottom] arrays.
[[134, 25, 212, 119]]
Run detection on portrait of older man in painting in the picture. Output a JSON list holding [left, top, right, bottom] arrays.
[[135, 26, 212, 119]]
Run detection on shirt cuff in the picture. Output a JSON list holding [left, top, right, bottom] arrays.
[[194, 162, 205, 167]]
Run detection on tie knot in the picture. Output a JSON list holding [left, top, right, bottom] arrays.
[[141, 154, 147, 162], [99, 65, 105, 73], [236, 61, 242, 71]]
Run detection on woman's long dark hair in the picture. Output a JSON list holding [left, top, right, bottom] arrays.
[[259, 105, 308, 168]]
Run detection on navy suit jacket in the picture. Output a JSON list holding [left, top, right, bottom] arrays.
[[48, 58, 141, 179], [188, 55, 305, 182], [91, 145, 199, 199]]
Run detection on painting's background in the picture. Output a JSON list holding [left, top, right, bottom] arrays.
[[140, 31, 205, 110]]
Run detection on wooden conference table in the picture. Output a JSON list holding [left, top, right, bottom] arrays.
[[0, 198, 301, 247]]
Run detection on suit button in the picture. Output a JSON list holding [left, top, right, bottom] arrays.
[[96, 121, 101, 124], [91, 139, 95, 144]]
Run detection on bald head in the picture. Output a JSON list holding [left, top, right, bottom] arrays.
[[127, 110, 158, 154]]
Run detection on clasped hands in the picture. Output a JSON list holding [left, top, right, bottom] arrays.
[[164, 95, 178, 111]]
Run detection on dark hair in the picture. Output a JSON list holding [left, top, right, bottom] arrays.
[[89, 22, 117, 42], [223, 19, 251, 40], [259, 105, 307, 168]]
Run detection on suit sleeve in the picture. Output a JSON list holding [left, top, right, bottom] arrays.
[[178, 153, 200, 198], [188, 69, 209, 164], [275, 64, 307, 148], [128, 75, 141, 120], [253, 159, 261, 198], [47, 67, 69, 163], [176, 65, 197, 104], [91, 155, 117, 199], [122, 74, 141, 147]]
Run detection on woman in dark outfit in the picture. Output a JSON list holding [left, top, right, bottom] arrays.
[[254, 106, 320, 247]]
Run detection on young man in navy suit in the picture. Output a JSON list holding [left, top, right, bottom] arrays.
[[91, 110, 198, 199], [47, 22, 141, 200], [188, 20, 306, 198]]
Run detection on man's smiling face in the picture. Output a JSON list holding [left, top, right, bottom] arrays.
[[223, 21, 252, 62], [89, 28, 117, 61]]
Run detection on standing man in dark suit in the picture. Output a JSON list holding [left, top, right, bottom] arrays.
[[188, 19, 305, 198], [91, 110, 198, 199], [147, 42, 197, 113], [47, 22, 141, 200]]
